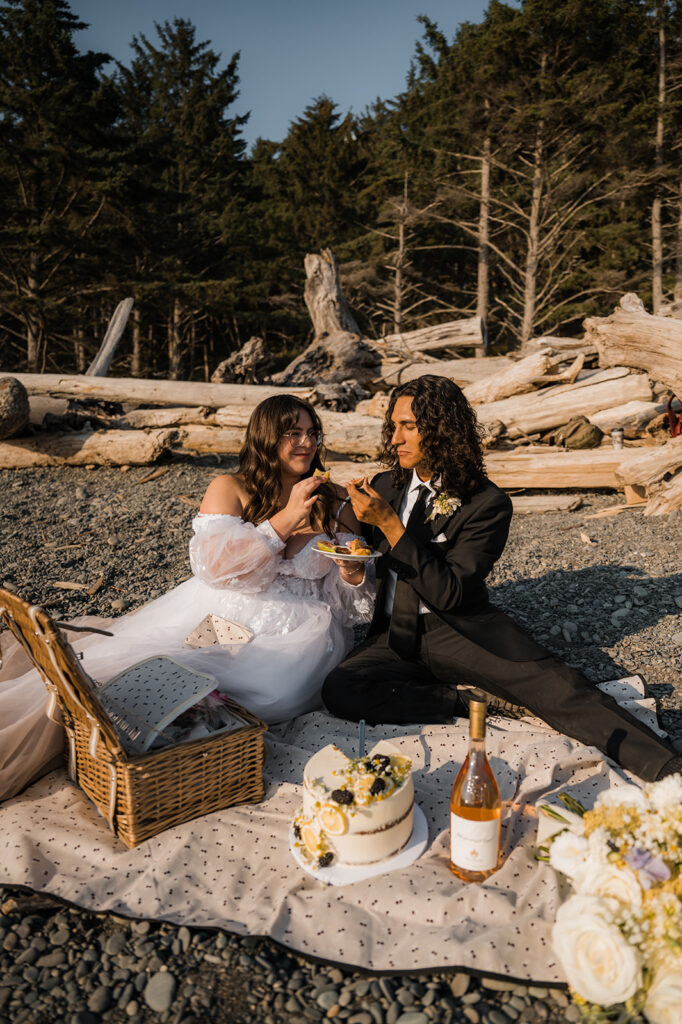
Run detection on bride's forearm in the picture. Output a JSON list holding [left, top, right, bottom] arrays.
[[267, 509, 299, 541]]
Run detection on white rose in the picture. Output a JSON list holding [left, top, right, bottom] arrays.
[[552, 895, 642, 1006], [549, 830, 590, 882], [643, 960, 682, 1024], [596, 785, 648, 813], [647, 775, 682, 813], [575, 863, 642, 915]]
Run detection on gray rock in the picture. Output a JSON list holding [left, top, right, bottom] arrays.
[[143, 971, 176, 1013], [485, 1011, 509, 1024], [87, 986, 112, 1014], [317, 990, 339, 1010], [395, 1014, 428, 1024], [105, 931, 127, 955]]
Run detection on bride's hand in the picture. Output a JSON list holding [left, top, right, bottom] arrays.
[[333, 557, 365, 585], [271, 477, 321, 539]]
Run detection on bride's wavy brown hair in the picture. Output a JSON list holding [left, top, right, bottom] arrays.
[[238, 395, 336, 536]]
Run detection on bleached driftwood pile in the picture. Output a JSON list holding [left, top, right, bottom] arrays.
[[2, 289, 682, 513]]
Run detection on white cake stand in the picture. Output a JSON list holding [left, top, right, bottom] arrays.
[[289, 804, 429, 886]]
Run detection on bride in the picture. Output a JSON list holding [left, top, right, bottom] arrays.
[[0, 395, 374, 800]]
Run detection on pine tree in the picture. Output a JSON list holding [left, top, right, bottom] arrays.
[[113, 18, 248, 378], [0, 0, 116, 370]]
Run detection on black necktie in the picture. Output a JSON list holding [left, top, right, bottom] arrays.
[[388, 486, 429, 659]]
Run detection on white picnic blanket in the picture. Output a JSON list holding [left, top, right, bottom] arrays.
[[0, 660, 659, 979]]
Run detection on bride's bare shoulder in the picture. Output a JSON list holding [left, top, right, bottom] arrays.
[[199, 473, 248, 515]]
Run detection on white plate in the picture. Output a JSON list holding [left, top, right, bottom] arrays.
[[315, 547, 381, 562], [289, 804, 429, 886]]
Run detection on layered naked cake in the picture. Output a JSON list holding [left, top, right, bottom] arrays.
[[292, 741, 414, 869]]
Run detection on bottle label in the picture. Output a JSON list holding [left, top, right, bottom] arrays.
[[450, 812, 499, 871]]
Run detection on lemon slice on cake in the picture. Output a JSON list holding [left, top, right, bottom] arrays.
[[353, 773, 376, 806], [301, 822, 322, 857], [317, 803, 347, 836]]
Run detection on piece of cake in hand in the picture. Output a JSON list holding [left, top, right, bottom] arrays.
[[313, 468, 330, 482], [292, 741, 414, 869]]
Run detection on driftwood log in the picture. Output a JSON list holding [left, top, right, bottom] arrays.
[[327, 449, 644, 491], [85, 298, 134, 377], [484, 447, 644, 489], [463, 349, 556, 405], [378, 317, 486, 355], [614, 437, 682, 515], [0, 428, 177, 468], [379, 356, 510, 388], [112, 407, 216, 429], [211, 336, 272, 384], [475, 371, 651, 438], [615, 436, 682, 490], [0, 377, 30, 440], [584, 293, 682, 396], [272, 334, 381, 387], [12, 374, 311, 410], [589, 401, 666, 435], [193, 409, 385, 457], [304, 249, 360, 337]]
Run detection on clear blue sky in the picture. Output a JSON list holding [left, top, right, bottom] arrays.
[[71, 0, 489, 150]]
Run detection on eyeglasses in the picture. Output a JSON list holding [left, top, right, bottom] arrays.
[[281, 429, 323, 447]]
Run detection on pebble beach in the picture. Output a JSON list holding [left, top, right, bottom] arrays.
[[2, 460, 681, 1024]]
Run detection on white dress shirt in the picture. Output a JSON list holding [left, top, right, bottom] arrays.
[[384, 469, 436, 616]]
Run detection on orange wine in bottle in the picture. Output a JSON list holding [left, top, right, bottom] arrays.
[[449, 691, 501, 882]]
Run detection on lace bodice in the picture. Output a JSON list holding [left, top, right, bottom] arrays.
[[277, 534, 343, 581], [188, 514, 375, 650]]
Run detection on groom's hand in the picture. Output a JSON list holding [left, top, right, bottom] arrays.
[[347, 479, 406, 547]]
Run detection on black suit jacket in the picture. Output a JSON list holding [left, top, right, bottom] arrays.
[[363, 471, 548, 662]]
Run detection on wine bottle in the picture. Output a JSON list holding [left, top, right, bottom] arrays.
[[449, 691, 501, 882]]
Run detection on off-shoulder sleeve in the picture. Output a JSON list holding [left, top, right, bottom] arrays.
[[321, 532, 376, 651], [189, 514, 285, 592]]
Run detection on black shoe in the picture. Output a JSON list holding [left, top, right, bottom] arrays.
[[457, 685, 537, 721], [655, 755, 682, 780]]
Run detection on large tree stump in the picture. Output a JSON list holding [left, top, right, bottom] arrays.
[[274, 251, 372, 387], [304, 249, 360, 337], [272, 333, 381, 386], [584, 293, 682, 396], [0, 377, 30, 439], [211, 336, 272, 384]]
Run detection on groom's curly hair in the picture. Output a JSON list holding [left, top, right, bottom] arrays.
[[380, 375, 486, 501], [238, 394, 336, 536]]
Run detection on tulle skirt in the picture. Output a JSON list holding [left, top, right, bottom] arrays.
[[0, 576, 346, 802]]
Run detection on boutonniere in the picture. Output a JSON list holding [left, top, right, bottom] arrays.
[[426, 492, 461, 521]]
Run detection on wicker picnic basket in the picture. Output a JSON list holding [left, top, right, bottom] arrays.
[[0, 587, 267, 848]]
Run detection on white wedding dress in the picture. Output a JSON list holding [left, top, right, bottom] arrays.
[[0, 514, 375, 801]]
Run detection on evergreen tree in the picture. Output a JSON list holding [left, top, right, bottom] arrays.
[[113, 18, 248, 377], [0, 0, 116, 370]]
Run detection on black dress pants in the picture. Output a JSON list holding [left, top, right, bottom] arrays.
[[321, 613, 675, 782]]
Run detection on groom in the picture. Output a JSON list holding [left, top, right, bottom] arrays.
[[322, 375, 681, 783]]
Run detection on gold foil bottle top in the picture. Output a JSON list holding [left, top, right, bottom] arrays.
[[469, 694, 487, 740]]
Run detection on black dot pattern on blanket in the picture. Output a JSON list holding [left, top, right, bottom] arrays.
[[0, 708, 638, 979]]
